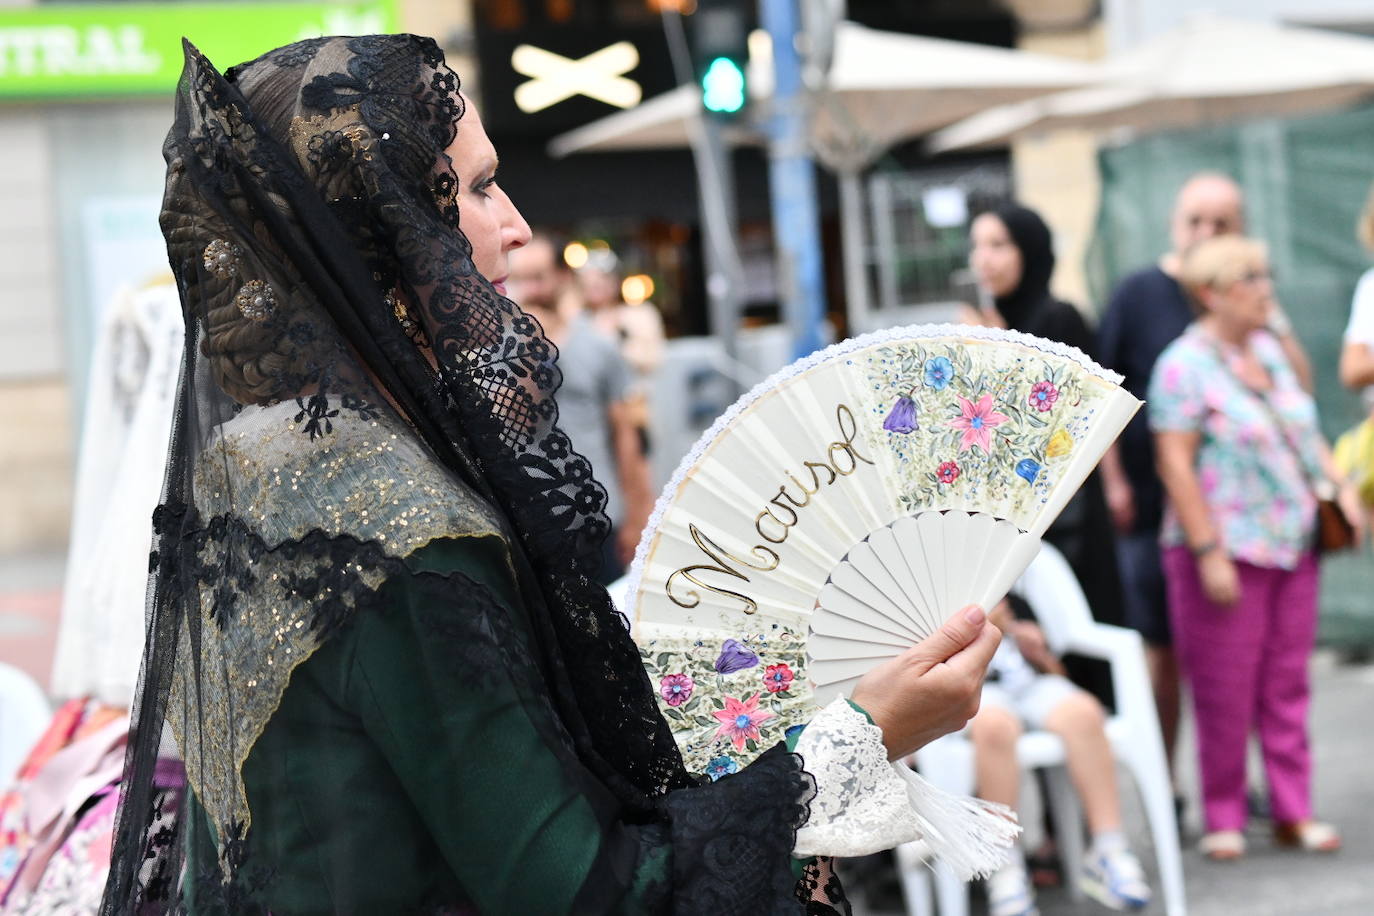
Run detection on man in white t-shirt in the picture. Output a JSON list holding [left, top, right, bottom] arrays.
[[1338, 190, 1374, 403]]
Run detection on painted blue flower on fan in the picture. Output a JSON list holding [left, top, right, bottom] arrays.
[[714, 639, 759, 674], [883, 396, 918, 434], [1015, 458, 1042, 484], [923, 356, 954, 390], [705, 755, 739, 781]]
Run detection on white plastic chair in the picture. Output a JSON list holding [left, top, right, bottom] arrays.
[[0, 662, 52, 786], [909, 542, 1186, 916], [894, 839, 935, 916]]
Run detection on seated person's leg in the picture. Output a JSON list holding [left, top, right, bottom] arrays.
[[968, 692, 1023, 809], [970, 689, 1038, 916], [1038, 684, 1119, 835], [1029, 678, 1151, 910]]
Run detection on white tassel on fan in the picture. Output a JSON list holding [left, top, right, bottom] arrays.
[[627, 323, 1140, 876], [896, 767, 1020, 880]]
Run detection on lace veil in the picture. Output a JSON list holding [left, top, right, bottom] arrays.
[[102, 35, 818, 913]]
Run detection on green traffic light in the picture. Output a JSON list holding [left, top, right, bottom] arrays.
[[701, 56, 746, 114]]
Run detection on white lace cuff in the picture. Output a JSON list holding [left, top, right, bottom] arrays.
[[792, 697, 1021, 880]]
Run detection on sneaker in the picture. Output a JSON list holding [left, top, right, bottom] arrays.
[[987, 867, 1039, 916], [1080, 847, 1152, 910]]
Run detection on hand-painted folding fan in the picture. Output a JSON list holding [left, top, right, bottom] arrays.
[[626, 324, 1140, 870]]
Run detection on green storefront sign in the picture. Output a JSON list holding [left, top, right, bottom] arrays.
[[0, 2, 399, 99]]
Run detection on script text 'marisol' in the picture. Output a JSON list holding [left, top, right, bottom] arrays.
[[664, 404, 875, 615]]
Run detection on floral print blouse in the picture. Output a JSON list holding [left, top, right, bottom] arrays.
[[1148, 325, 1324, 570]]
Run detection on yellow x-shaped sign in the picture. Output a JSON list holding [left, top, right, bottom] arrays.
[[511, 41, 642, 113]]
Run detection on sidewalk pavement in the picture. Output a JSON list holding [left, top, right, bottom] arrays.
[[853, 650, 1374, 915]]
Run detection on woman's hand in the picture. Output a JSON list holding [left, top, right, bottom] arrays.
[[1104, 474, 1136, 533], [1198, 550, 1240, 606], [1100, 445, 1136, 533], [1008, 620, 1066, 676], [850, 605, 1001, 761]]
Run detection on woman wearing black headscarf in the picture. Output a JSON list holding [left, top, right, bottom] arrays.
[[968, 204, 1124, 696], [968, 204, 1098, 358], [99, 36, 1003, 915]]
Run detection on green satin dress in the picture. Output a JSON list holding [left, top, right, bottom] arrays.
[[183, 534, 675, 914]]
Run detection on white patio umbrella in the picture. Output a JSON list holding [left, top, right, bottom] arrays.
[[548, 22, 1098, 329], [928, 15, 1374, 153], [547, 81, 743, 158]]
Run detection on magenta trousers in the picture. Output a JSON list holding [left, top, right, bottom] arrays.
[[1161, 546, 1318, 831]]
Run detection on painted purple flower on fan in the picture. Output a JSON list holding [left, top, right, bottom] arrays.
[[948, 394, 1009, 454], [714, 639, 758, 674], [659, 673, 694, 706], [713, 692, 775, 751], [883, 396, 918, 434], [1028, 381, 1060, 412]]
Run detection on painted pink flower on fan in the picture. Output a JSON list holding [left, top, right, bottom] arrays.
[[1028, 381, 1059, 412], [659, 673, 694, 706], [937, 461, 961, 485], [713, 692, 774, 750], [763, 663, 794, 693], [947, 394, 1009, 454]]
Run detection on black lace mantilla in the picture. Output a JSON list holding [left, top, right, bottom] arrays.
[[103, 34, 834, 915]]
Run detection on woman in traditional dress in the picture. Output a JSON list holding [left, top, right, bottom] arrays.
[[101, 35, 1002, 914]]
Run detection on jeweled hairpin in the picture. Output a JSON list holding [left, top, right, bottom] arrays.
[[235, 279, 277, 321], [203, 239, 242, 279]]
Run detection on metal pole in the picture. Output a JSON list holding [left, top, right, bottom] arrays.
[[661, 9, 745, 375], [760, 0, 827, 359], [869, 172, 900, 312], [700, 115, 742, 369], [837, 166, 868, 336]]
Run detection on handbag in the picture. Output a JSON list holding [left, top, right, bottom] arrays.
[[1211, 337, 1356, 554], [1256, 406, 1356, 554], [1314, 492, 1357, 553]]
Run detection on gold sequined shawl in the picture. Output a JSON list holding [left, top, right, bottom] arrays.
[[168, 400, 503, 855]]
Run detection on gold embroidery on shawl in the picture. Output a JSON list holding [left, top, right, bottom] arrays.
[[167, 401, 504, 872]]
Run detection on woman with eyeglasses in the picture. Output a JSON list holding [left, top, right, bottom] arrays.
[[1149, 235, 1361, 862]]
